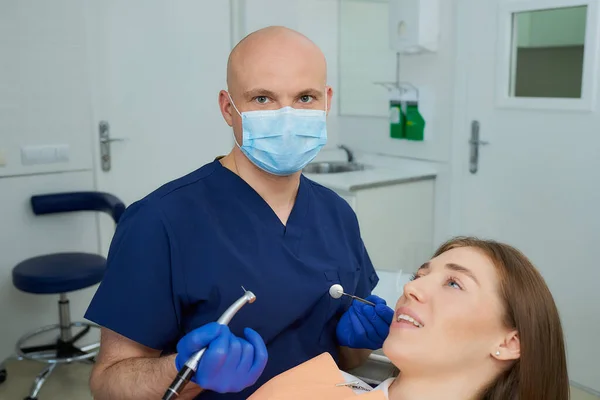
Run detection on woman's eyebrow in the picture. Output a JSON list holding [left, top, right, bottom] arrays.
[[446, 263, 480, 285], [417, 262, 480, 285], [417, 262, 430, 272]]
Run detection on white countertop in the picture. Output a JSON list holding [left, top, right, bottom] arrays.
[[303, 151, 438, 192]]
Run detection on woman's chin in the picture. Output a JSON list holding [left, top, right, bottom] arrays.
[[383, 331, 428, 368]]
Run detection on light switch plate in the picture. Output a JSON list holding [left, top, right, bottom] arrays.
[[21, 144, 70, 166]]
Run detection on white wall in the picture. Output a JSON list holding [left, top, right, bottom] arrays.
[[338, 0, 402, 117], [0, 1, 99, 360]]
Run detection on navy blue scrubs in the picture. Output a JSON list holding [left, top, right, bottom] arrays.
[[85, 158, 379, 399]]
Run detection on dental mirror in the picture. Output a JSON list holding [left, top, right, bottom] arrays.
[[328, 284, 376, 306]]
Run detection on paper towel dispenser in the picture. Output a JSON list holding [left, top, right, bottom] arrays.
[[388, 0, 439, 54]]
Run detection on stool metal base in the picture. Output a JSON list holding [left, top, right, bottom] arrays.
[[16, 321, 100, 364], [1, 293, 100, 399], [1, 321, 100, 399], [26, 363, 57, 399]]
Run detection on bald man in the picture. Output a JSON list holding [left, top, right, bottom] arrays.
[[85, 26, 393, 400]]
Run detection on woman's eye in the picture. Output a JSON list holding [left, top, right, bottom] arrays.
[[255, 96, 269, 104], [447, 279, 462, 290], [299, 95, 313, 103]]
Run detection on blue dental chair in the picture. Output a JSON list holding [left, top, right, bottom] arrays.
[[0, 191, 125, 400]]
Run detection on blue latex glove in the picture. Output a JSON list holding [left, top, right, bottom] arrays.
[[175, 322, 268, 393], [336, 295, 394, 350]]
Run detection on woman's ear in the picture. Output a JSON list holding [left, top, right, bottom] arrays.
[[491, 330, 520, 361]]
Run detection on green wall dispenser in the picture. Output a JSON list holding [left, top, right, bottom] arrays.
[[389, 100, 405, 139], [404, 101, 425, 141], [389, 100, 426, 141]]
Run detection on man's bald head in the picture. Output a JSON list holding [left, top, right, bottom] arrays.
[[227, 26, 327, 90]]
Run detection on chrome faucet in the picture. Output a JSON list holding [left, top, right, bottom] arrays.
[[338, 145, 354, 162]]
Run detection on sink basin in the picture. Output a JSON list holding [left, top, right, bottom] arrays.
[[303, 161, 368, 174]]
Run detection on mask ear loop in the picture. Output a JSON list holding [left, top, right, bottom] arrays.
[[228, 92, 242, 117], [227, 92, 243, 148]]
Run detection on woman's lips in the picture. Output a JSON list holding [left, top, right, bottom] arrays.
[[392, 306, 424, 329]]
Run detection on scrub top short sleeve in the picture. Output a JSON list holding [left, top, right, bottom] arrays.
[[85, 201, 180, 351]]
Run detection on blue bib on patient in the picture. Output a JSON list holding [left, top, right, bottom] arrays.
[[85, 158, 378, 399]]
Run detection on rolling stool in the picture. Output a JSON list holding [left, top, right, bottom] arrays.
[[0, 191, 125, 400]]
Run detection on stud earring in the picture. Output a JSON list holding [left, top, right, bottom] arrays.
[[495, 350, 501, 356]]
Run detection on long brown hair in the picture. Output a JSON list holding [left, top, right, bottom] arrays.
[[428, 237, 569, 399]]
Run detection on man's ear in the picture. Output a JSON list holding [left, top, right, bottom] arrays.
[[219, 90, 234, 127], [325, 86, 333, 114], [491, 330, 520, 361]]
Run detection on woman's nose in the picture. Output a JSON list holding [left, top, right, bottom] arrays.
[[403, 279, 425, 303]]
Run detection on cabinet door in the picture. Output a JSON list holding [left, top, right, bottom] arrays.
[[355, 180, 435, 273]]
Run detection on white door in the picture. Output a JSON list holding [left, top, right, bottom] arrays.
[[84, 1, 234, 254], [453, 0, 600, 393]]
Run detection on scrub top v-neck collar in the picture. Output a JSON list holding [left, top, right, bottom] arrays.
[[211, 158, 311, 239]]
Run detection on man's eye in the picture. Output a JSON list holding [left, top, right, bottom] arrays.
[[300, 95, 313, 103], [255, 96, 269, 104]]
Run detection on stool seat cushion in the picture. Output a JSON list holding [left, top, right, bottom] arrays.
[[13, 253, 106, 294]]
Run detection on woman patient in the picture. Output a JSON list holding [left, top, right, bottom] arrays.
[[251, 236, 569, 400]]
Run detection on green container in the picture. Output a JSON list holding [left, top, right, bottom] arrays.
[[405, 103, 425, 141], [389, 100, 405, 139]]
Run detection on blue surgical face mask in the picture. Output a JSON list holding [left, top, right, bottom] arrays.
[[228, 92, 328, 176]]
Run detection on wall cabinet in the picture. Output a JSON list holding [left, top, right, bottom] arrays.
[[334, 178, 435, 273]]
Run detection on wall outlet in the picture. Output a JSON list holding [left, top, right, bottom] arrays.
[[21, 144, 70, 166]]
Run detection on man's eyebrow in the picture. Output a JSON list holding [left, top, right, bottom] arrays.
[[297, 88, 323, 98], [416, 262, 479, 285], [243, 88, 278, 99]]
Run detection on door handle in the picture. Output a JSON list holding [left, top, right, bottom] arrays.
[[99, 121, 126, 172], [99, 136, 125, 144], [469, 120, 488, 174]]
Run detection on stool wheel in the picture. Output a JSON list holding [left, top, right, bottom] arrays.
[[0, 368, 6, 384]]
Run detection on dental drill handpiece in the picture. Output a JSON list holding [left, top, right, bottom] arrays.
[[162, 290, 257, 400]]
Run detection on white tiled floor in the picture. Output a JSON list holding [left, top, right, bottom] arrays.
[[0, 359, 92, 400], [0, 358, 597, 399]]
